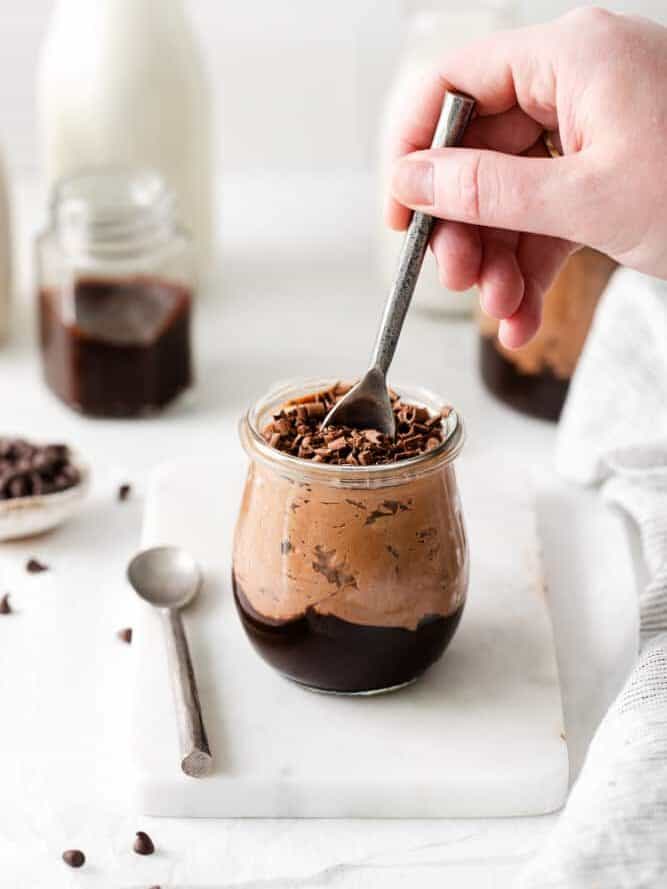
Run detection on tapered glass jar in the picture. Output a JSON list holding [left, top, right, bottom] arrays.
[[36, 168, 194, 417], [478, 248, 616, 421], [233, 379, 469, 694]]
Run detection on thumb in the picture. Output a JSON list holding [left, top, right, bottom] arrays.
[[391, 147, 595, 244]]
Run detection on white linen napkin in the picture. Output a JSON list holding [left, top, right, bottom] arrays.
[[517, 269, 667, 888]]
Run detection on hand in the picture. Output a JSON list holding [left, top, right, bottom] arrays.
[[386, 8, 667, 347]]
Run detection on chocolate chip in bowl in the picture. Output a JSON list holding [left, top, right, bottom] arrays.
[[0, 438, 89, 541]]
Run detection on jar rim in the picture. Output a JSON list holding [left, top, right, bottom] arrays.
[[240, 378, 465, 488], [50, 166, 179, 259]]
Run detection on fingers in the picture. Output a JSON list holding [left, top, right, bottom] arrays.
[[388, 26, 549, 160], [430, 221, 481, 291], [462, 105, 544, 155], [498, 233, 575, 348], [478, 230, 524, 320], [384, 22, 561, 231], [391, 147, 590, 244]]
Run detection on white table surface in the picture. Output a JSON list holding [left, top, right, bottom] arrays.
[[0, 176, 638, 888]]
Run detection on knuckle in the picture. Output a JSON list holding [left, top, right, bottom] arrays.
[[463, 152, 507, 225], [564, 6, 614, 27], [562, 6, 622, 46], [456, 153, 483, 222]]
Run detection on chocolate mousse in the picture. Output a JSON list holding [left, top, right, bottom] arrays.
[[233, 384, 468, 693]]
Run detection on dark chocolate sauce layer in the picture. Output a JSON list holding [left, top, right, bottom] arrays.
[[40, 276, 192, 417], [234, 577, 463, 693], [479, 336, 569, 422]]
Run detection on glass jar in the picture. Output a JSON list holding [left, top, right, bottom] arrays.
[[478, 248, 617, 421], [233, 379, 469, 695], [36, 168, 194, 417]]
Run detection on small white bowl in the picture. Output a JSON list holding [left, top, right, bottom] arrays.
[[0, 458, 90, 541]]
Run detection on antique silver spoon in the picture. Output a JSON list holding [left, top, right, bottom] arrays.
[[128, 545, 212, 778], [322, 90, 475, 437]]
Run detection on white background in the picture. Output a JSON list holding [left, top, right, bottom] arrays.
[[0, 2, 653, 886], [2, 0, 667, 177]]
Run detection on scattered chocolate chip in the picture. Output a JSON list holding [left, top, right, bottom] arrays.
[[0, 438, 80, 500], [26, 558, 48, 574], [0, 594, 11, 614], [118, 483, 131, 502], [117, 627, 133, 644], [62, 849, 85, 868], [261, 384, 449, 466], [133, 831, 155, 856]]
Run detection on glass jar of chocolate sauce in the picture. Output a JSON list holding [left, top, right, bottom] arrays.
[[478, 248, 616, 421], [36, 169, 194, 417], [233, 379, 469, 695]]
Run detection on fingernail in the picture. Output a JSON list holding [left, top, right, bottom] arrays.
[[391, 159, 434, 207]]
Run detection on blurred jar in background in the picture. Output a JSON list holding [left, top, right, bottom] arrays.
[[478, 248, 617, 421], [36, 169, 194, 418], [378, 3, 514, 316], [37, 0, 213, 281]]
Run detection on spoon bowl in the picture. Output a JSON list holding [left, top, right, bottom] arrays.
[[127, 545, 202, 609], [323, 368, 396, 436]]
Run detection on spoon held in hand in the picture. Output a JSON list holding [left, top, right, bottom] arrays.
[[322, 91, 475, 437]]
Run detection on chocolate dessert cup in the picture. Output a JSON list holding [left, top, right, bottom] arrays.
[[478, 248, 617, 421], [233, 380, 469, 695]]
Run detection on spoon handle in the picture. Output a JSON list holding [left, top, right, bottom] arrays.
[[370, 91, 475, 375], [162, 608, 212, 777]]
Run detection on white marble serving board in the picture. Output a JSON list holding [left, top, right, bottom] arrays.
[[129, 456, 568, 818]]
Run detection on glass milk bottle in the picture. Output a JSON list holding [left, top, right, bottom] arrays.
[[378, 5, 513, 316], [37, 0, 213, 281]]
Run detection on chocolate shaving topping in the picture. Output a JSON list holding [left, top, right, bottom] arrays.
[[261, 383, 451, 466], [117, 627, 133, 644], [0, 594, 11, 614], [0, 438, 80, 500], [26, 558, 49, 574], [118, 483, 131, 502]]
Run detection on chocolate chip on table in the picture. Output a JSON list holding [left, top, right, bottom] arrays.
[[0, 438, 80, 500], [26, 558, 49, 574], [133, 831, 155, 855], [118, 483, 132, 502], [0, 594, 11, 614], [117, 627, 133, 644], [62, 849, 85, 868]]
